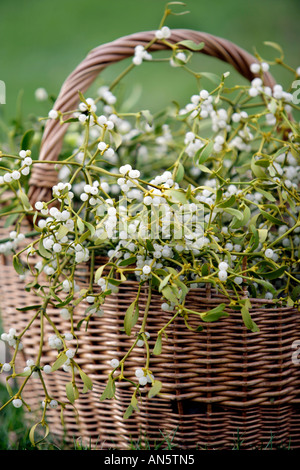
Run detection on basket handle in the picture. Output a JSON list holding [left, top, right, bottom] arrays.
[[28, 29, 275, 205]]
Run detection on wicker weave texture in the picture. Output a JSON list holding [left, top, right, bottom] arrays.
[[1, 259, 300, 449]]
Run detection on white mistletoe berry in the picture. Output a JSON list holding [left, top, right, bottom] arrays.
[[53, 243, 62, 253], [62, 279, 72, 292], [66, 349, 75, 359], [138, 376, 148, 386], [200, 89, 209, 100], [2, 363, 11, 372], [218, 261, 229, 271], [48, 109, 58, 119], [12, 171, 21, 180], [264, 248, 274, 259], [135, 368, 144, 378], [250, 63, 261, 74], [12, 398, 23, 408], [64, 332, 73, 341], [43, 364, 52, 374], [110, 358, 120, 368], [142, 265, 151, 275], [218, 270, 228, 282], [35, 201, 44, 211]]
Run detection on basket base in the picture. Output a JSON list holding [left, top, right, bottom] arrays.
[[19, 375, 300, 450]]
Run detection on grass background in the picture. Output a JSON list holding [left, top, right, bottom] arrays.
[[0, 0, 299, 450], [0, 0, 299, 124]]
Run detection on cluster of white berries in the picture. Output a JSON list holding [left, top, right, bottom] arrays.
[[97, 113, 115, 129], [73, 243, 90, 263], [97, 86, 117, 105], [79, 97, 97, 114], [108, 364, 154, 386], [42, 399, 58, 409], [99, 200, 118, 240], [1, 328, 23, 351], [62, 278, 80, 293], [42, 235, 64, 255], [135, 248, 167, 281], [0, 149, 32, 184], [131, 26, 172, 66], [47, 336, 74, 372], [132, 45, 152, 66], [155, 26, 171, 40], [98, 141, 115, 161], [40, 207, 71, 227], [182, 106, 252, 155], [230, 111, 248, 123], [217, 261, 229, 282], [134, 367, 154, 386], [119, 164, 140, 179], [150, 169, 174, 188], [179, 89, 214, 122], [176, 65, 295, 160], [34, 201, 93, 271], [247, 77, 293, 111], [275, 151, 300, 189], [48, 334, 64, 350], [19, 149, 33, 165], [136, 256, 154, 280], [75, 98, 98, 123], [211, 108, 230, 133], [227, 114, 254, 152], [80, 181, 100, 205], [250, 61, 270, 74], [23, 359, 38, 377], [117, 164, 141, 196], [74, 111, 116, 137], [184, 131, 205, 158], [0, 230, 25, 256], [248, 77, 266, 97], [52, 182, 74, 201], [213, 135, 225, 153], [96, 175, 247, 284]]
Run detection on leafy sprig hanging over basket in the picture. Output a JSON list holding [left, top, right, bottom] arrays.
[[0, 2, 300, 444]]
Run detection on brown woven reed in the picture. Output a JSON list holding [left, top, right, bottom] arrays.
[[1, 30, 300, 450]]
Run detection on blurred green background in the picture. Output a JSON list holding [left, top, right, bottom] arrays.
[[0, 0, 299, 124]]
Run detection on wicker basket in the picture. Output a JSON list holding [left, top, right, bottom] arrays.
[[1, 29, 300, 450]]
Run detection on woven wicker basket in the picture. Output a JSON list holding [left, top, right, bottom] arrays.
[[1, 29, 300, 450]]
